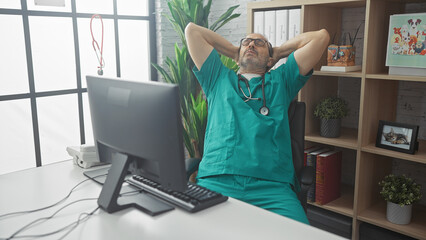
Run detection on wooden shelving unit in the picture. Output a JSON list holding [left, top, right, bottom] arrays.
[[362, 140, 426, 164], [248, 0, 426, 239], [313, 70, 363, 78], [306, 127, 358, 150], [308, 184, 354, 217], [358, 202, 426, 239]]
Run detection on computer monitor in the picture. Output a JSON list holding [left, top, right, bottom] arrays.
[[86, 75, 187, 215]]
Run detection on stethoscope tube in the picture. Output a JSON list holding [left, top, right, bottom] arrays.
[[238, 74, 269, 116]]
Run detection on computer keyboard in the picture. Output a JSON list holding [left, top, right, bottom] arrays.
[[127, 175, 228, 213]]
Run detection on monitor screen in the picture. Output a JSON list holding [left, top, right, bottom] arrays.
[[86, 75, 187, 192]]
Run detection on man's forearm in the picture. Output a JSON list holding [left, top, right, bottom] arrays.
[[274, 29, 329, 59], [186, 23, 239, 60]]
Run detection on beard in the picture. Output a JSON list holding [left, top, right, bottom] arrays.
[[239, 50, 269, 71]]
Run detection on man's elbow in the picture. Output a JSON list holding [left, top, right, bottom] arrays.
[[318, 29, 330, 47], [185, 22, 196, 38]]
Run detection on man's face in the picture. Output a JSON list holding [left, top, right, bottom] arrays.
[[238, 33, 272, 71]]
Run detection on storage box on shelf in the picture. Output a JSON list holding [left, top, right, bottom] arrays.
[[247, 0, 425, 239]]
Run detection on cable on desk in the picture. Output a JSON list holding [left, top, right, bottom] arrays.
[[6, 206, 100, 240], [5, 198, 98, 239], [3, 189, 142, 240], [0, 174, 107, 220], [57, 206, 100, 240]]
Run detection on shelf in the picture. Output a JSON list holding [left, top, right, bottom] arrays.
[[313, 70, 362, 78], [366, 73, 426, 82], [305, 127, 358, 150], [358, 202, 426, 240], [250, 1, 426, 239], [361, 140, 426, 164], [308, 184, 354, 217], [248, 0, 365, 10]]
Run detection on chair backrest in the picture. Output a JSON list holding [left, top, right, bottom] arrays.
[[288, 100, 306, 182]]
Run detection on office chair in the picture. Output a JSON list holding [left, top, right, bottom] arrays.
[[185, 100, 315, 213]]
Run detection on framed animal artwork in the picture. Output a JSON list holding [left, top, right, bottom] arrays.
[[386, 13, 426, 76], [376, 120, 419, 154]]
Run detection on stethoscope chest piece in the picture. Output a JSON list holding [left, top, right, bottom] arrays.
[[238, 74, 269, 116], [260, 106, 269, 116]]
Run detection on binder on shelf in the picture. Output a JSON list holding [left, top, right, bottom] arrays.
[[315, 150, 342, 205], [264, 10, 276, 47], [288, 9, 301, 40], [253, 11, 265, 35], [274, 9, 289, 68], [306, 148, 330, 202]]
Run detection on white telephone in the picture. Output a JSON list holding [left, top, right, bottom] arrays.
[[66, 145, 106, 169]]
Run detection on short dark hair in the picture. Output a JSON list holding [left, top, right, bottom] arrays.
[[267, 42, 273, 57]]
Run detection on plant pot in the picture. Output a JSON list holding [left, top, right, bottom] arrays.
[[386, 201, 412, 225], [320, 118, 341, 138]]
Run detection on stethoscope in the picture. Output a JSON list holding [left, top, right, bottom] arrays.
[[90, 14, 105, 75], [238, 74, 269, 116]]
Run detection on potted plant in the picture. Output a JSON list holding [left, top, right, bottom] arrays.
[[313, 96, 349, 138], [152, 0, 240, 159], [379, 174, 422, 225]]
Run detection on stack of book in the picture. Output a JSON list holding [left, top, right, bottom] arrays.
[[315, 150, 342, 205], [306, 148, 330, 202]]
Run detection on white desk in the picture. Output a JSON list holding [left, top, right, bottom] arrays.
[[0, 160, 346, 240]]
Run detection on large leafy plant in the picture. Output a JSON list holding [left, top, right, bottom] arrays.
[[379, 174, 422, 206], [152, 0, 240, 158]]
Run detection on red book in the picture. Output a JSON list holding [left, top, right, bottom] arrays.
[[315, 150, 342, 205]]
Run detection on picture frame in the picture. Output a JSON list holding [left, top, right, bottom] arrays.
[[376, 120, 419, 154], [386, 13, 426, 69], [385, 13, 426, 76]]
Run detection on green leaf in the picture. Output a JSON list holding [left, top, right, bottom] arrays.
[[151, 63, 173, 84], [211, 13, 241, 32], [220, 54, 239, 73], [182, 122, 195, 157], [210, 5, 239, 31]]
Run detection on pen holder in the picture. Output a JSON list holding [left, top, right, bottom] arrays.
[[327, 44, 356, 66]]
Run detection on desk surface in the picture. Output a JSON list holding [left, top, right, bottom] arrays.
[[0, 160, 345, 240]]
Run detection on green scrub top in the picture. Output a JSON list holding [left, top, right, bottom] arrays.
[[193, 49, 312, 186]]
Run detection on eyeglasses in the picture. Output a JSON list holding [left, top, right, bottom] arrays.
[[240, 38, 268, 47]]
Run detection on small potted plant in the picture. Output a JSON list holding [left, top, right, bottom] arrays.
[[379, 174, 422, 225], [314, 96, 349, 138]]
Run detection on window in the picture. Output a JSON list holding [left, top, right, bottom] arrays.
[[0, 0, 156, 173]]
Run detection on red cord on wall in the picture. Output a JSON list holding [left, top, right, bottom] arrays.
[[90, 14, 104, 75]]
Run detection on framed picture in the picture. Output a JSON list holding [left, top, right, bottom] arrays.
[[376, 120, 419, 154], [386, 13, 426, 68]]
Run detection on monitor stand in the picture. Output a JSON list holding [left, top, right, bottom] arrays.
[[97, 152, 174, 216], [83, 166, 111, 185]]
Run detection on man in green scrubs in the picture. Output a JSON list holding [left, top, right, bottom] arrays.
[[185, 22, 329, 224]]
